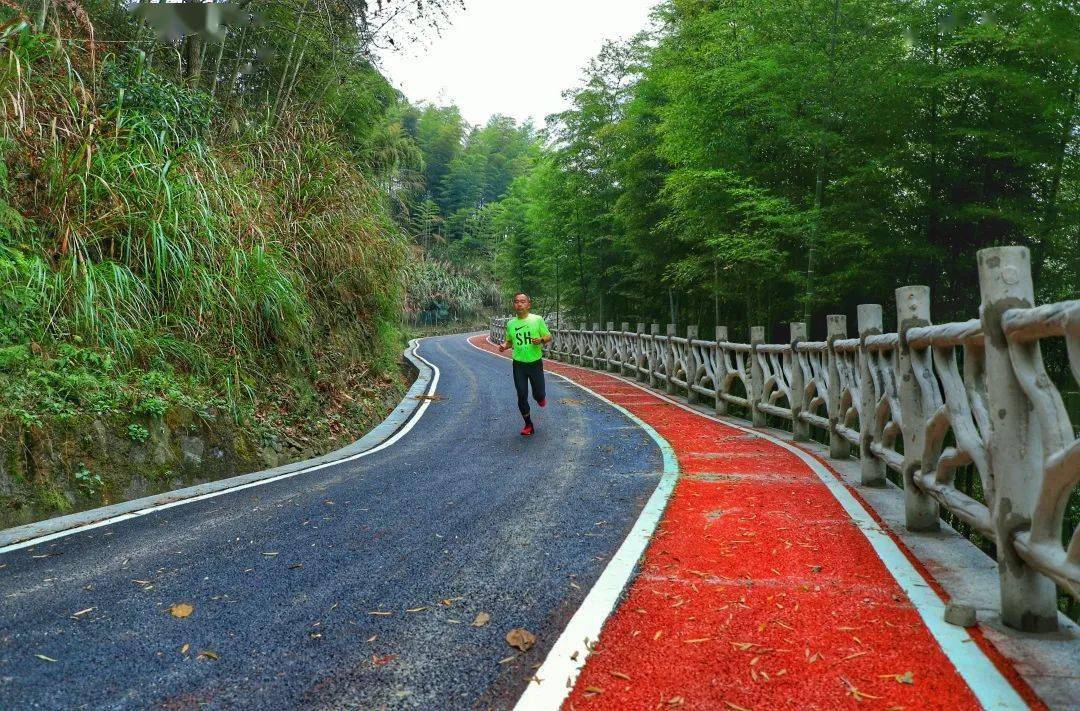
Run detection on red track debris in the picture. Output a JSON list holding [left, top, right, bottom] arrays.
[[469, 337, 1035, 711]]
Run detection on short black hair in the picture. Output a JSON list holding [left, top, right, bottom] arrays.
[[513, 292, 530, 300]]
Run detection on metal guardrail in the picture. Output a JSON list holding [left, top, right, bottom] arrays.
[[490, 246, 1078, 634]]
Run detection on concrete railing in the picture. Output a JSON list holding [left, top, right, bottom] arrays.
[[490, 246, 1078, 634]]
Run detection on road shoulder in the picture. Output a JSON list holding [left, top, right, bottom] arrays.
[[0, 339, 438, 552]]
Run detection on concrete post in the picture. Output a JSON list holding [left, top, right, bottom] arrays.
[[686, 325, 700, 403], [577, 323, 587, 366], [750, 326, 766, 427], [605, 322, 616, 371], [978, 246, 1058, 632], [714, 326, 729, 416], [665, 323, 677, 395], [827, 315, 850, 459], [620, 322, 630, 375], [790, 322, 809, 441], [635, 323, 646, 381], [648, 323, 660, 387], [895, 286, 939, 532], [857, 304, 886, 486]]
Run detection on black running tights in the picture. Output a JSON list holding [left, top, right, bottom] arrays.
[[512, 359, 545, 419]]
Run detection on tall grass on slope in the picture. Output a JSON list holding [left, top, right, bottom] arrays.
[[0, 23, 406, 419], [403, 255, 502, 329]]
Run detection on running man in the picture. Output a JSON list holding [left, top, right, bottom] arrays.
[[498, 293, 552, 436]]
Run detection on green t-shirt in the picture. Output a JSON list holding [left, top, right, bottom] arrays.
[[505, 314, 550, 363]]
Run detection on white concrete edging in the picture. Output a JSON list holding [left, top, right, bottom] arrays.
[[466, 336, 680, 711]]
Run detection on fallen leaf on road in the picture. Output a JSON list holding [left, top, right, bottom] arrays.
[[35, 654, 58, 663], [667, 697, 685, 706], [724, 702, 750, 711], [505, 628, 536, 652], [841, 677, 880, 702], [367, 635, 378, 643], [584, 686, 604, 695], [71, 608, 94, 618], [406, 606, 428, 613], [261, 552, 279, 557], [879, 671, 914, 685], [685, 638, 711, 644], [472, 612, 491, 627], [610, 671, 631, 681], [372, 654, 396, 666], [498, 655, 517, 664], [369, 611, 392, 616], [169, 603, 194, 619], [180, 644, 189, 654], [197, 650, 219, 661]]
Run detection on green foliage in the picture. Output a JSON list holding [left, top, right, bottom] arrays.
[[73, 463, 103, 498], [498, 0, 1077, 333], [0, 344, 30, 371], [34, 486, 71, 515], [0, 10, 409, 436], [134, 397, 168, 419], [126, 423, 150, 443], [389, 105, 540, 321], [102, 58, 215, 142], [405, 258, 500, 322]]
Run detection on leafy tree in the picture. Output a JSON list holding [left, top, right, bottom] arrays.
[[501, 0, 1076, 337]]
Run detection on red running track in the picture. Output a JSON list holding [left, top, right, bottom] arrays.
[[469, 336, 1039, 711]]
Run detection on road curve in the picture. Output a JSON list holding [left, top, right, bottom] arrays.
[[0, 334, 664, 710]]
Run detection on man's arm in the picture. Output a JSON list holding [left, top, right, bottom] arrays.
[[531, 317, 553, 345]]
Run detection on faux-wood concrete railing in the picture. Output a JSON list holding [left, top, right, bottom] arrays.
[[490, 246, 1078, 634]]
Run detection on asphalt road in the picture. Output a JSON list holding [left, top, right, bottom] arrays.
[[0, 334, 662, 710]]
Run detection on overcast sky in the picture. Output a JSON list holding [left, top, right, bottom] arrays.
[[376, 0, 658, 128]]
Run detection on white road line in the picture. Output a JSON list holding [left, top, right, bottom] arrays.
[[509, 346, 1027, 710], [466, 338, 680, 711], [0, 340, 441, 556]]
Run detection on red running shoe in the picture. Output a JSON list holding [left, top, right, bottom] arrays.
[[520, 423, 534, 436], [538, 397, 547, 408]]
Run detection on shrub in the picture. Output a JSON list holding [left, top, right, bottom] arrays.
[[126, 423, 149, 443], [74, 464, 103, 498]]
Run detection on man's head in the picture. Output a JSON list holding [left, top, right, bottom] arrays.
[[512, 292, 531, 316]]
